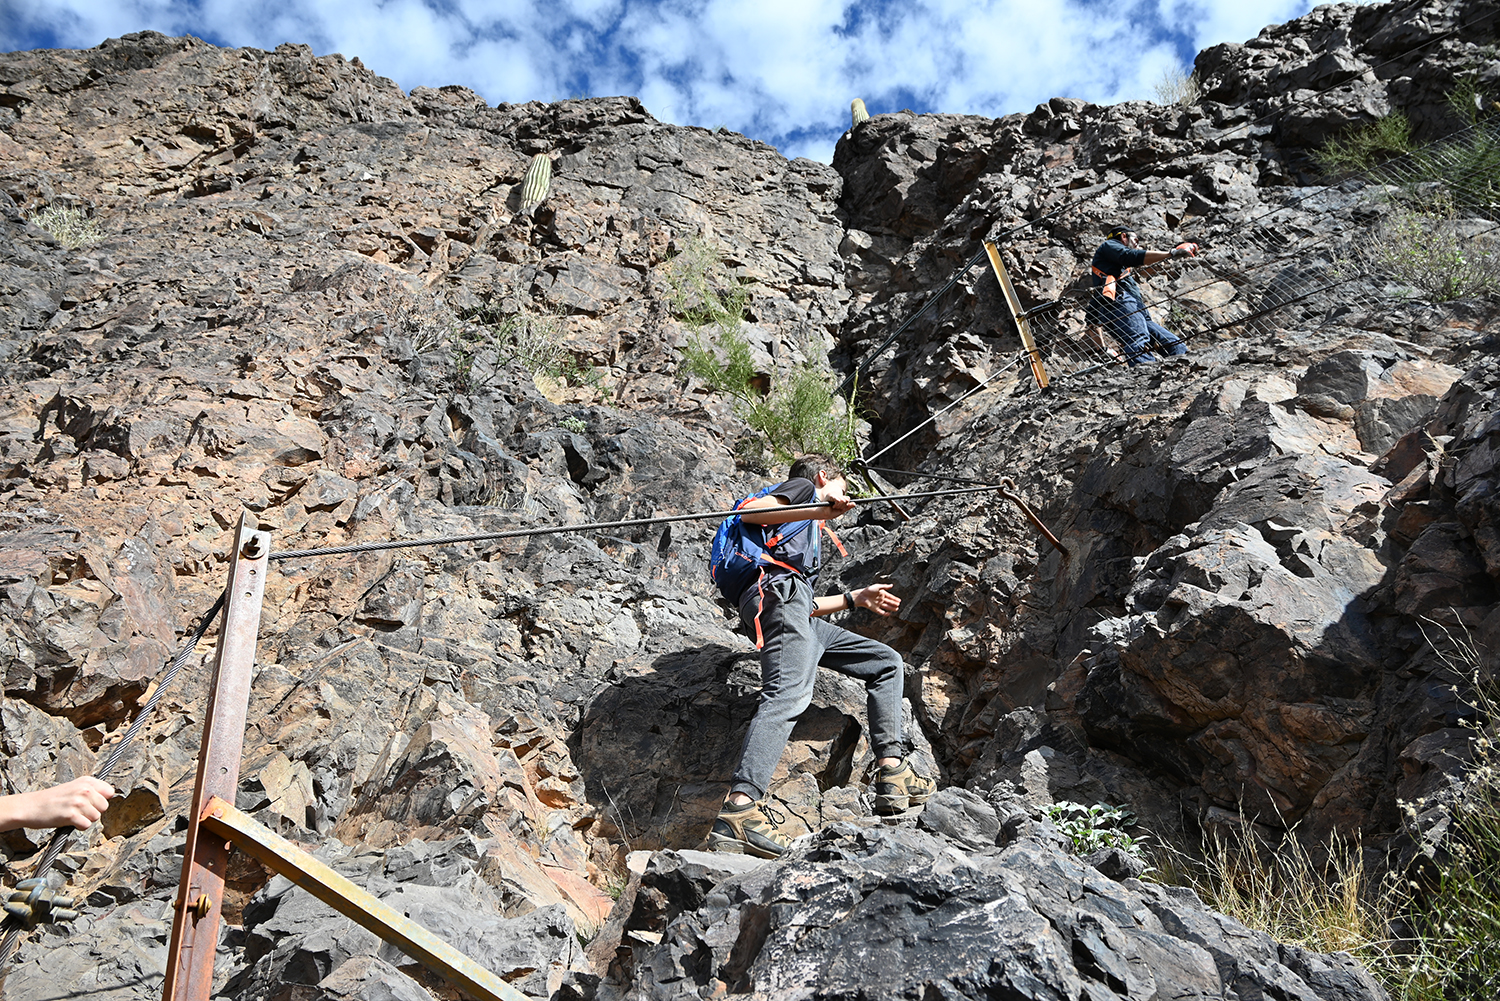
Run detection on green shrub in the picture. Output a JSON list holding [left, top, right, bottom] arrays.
[[662, 237, 750, 339], [1327, 81, 1500, 213], [1409, 126, 1500, 215], [669, 238, 858, 465], [1446, 73, 1494, 129], [682, 324, 859, 466], [1044, 801, 1150, 863], [29, 204, 103, 249], [1360, 193, 1500, 301], [1317, 112, 1415, 174]]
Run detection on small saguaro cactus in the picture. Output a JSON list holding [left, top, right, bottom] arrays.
[[518, 153, 553, 216], [851, 99, 869, 127]]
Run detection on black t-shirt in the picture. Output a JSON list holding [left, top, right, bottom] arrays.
[[1090, 238, 1147, 301], [756, 477, 824, 587]]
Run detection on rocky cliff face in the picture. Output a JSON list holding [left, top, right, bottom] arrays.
[[0, 1, 1496, 999]]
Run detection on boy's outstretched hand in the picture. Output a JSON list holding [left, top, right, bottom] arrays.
[[854, 583, 901, 616], [0, 777, 115, 832]]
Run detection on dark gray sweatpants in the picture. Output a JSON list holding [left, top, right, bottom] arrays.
[[730, 574, 906, 800]]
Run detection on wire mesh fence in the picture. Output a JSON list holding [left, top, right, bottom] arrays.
[[848, 116, 1500, 472], [1015, 116, 1500, 382]]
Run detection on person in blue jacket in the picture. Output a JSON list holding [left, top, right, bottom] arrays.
[[1087, 223, 1198, 365]]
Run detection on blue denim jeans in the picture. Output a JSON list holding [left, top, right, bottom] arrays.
[[1094, 292, 1186, 365], [730, 575, 905, 800]]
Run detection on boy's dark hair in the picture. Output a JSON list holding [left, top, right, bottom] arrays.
[[789, 454, 846, 483]]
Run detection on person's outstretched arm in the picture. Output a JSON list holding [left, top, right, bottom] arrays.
[[0, 777, 115, 832], [812, 583, 900, 618], [739, 492, 850, 525], [1135, 242, 1199, 272]]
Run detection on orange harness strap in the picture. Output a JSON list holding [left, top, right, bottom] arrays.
[[748, 554, 800, 650], [746, 512, 851, 650], [821, 522, 848, 557], [1092, 265, 1132, 302]]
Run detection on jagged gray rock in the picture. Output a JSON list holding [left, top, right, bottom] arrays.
[[617, 825, 1385, 1000], [1, 2, 1497, 998]]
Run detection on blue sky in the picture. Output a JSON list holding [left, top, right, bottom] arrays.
[[4, 0, 1317, 162]]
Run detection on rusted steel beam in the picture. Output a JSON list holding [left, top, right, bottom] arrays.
[[197, 796, 527, 1001], [852, 462, 912, 522], [162, 513, 270, 1001]]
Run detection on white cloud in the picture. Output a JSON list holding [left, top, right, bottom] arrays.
[[1164, 0, 1312, 53], [3, 0, 1317, 161]]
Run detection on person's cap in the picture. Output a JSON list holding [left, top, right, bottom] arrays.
[[1103, 223, 1135, 240]]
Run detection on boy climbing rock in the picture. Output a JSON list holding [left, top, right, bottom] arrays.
[[707, 454, 934, 858]]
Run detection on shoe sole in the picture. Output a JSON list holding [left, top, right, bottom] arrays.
[[874, 791, 933, 816], [706, 831, 785, 859]]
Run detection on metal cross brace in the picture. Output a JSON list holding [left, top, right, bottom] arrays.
[[160, 512, 522, 1001], [198, 796, 526, 1001]]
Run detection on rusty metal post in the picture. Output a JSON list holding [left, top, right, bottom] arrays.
[[161, 513, 270, 1001]]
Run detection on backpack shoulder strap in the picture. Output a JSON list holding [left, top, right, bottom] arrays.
[[821, 522, 848, 557]]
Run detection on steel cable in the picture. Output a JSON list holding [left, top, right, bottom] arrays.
[[270, 485, 1019, 563], [861, 362, 1023, 465], [0, 587, 228, 976]]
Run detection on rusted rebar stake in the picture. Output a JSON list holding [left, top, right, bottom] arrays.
[[998, 478, 1070, 558]]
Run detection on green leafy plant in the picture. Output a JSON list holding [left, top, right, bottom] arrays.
[[668, 238, 858, 465], [28, 204, 103, 249], [1359, 192, 1500, 301], [1317, 112, 1415, 174], [1044, 801, 1149, 862], [559, 415, 587, 434]]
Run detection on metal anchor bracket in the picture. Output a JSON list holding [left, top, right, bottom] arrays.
[[3, 879, 79, 929]]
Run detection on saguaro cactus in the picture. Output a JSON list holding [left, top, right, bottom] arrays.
[[851, 99, 869, 127], [518, 153, 552, 216]]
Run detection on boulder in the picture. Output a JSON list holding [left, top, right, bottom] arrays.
[[618, 825, 1385, 1000]]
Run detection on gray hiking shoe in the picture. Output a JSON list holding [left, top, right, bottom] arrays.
[[874, 758, 935, 815], [706, 799, 792, 858]]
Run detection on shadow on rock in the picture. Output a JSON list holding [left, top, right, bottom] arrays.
[[570, 640, 886, 852]]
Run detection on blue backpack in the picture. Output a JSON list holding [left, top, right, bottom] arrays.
[[709, 485, 812, 608], [710, 486, 847, 647]]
